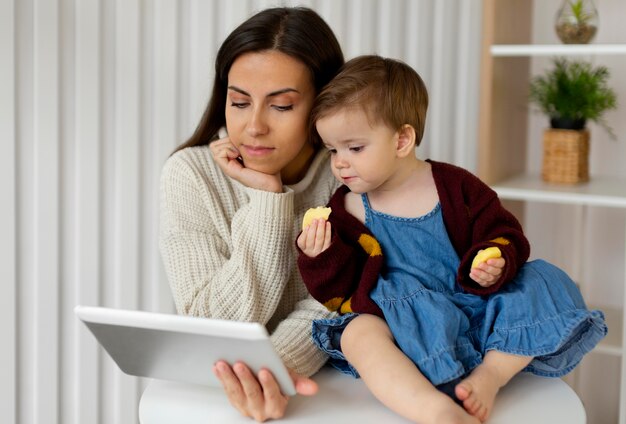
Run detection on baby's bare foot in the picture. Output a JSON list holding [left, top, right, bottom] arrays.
[[455, 366, 502, 422]]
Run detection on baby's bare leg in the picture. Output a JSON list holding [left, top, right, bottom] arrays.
[[341, 314, 480, 424], [455, 351, 533, 422]]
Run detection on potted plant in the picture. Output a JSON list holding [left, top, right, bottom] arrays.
[[529, 58, 617, 183], [555, 0, 598, 44]]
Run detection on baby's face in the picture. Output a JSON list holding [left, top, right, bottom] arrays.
[[316, 107, 400, 194]]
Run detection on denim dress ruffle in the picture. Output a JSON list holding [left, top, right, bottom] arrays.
[[312, 195, 607, 386]]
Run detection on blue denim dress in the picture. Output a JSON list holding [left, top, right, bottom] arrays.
[[312, 195, 607, 386]]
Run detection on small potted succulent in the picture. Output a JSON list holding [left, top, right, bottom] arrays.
[[529, 58, 617, 183]]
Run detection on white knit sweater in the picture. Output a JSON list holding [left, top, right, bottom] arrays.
[[159, 145, 341, 376]]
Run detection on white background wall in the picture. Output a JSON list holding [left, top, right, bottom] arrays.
[[1, 1, 482, 423]]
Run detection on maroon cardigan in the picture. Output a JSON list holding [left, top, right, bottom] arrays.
[[297, 160, 530, 317]]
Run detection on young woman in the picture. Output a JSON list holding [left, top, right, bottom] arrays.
[[297, 55, 607, 423], [159, 7, 344, 421]]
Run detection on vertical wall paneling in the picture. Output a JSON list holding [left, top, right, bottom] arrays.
[[453, 0, 481, 170], [428, 0, 451, 161], [140, 0, 156, 316], [376, 0, 405, 58], [7, 2, 486, 423], [16, 0, 35, 420], [152, 0, 179, 313], [114, 0, 142, 419], [187, 0, 216, 137], [33, 0, 61, 422], [74, 1, 101, 422], [217, 0, 252, 42], [0, 0, 16, 423], [344, 0, 376, 57], [402, 0, 422, 71], [315, 0, 346, 45]]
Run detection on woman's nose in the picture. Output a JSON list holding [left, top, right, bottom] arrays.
[[246, 107, 269, 137]]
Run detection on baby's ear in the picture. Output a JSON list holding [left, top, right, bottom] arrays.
[[396, 124, 417, 157]]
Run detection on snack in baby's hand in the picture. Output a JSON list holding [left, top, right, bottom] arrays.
[[471, 246, 502, 269], [302, 207, 332, 230]]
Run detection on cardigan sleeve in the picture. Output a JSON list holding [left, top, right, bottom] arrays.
[[297, 185, 384, 317], [430, 160, 530, 295], [297, 231, 361, 313], [456, 172, 530, 294]]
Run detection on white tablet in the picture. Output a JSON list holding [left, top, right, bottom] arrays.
[[75, 305, 296, 395]]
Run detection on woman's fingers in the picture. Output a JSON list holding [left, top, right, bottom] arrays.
[[258, 369, 289, 419], [214, 361, 249, 416], [209, 137, 283, 193], [234, 362, 266, 421], [214, 361, 292, 422]]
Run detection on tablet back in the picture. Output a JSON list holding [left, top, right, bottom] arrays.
[[75, 306, 296, 395]]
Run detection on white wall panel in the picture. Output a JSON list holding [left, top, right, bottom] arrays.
[[33, 0, 61, 422], [73, 1, 101, 423], [7, 1, 482, 422], [0, 0, 17, 422]]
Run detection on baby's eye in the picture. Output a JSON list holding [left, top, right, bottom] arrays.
[[230, 102, 249, 109], [273, 105, 294, 112], [349, 146, 364, 152], [326, 148, 337, 154]]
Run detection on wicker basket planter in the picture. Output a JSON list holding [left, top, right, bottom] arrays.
[[542, 128, 590, 184]]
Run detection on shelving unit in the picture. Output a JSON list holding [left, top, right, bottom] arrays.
[[491, 174, 626, 360], [479, 1, 626, 422]]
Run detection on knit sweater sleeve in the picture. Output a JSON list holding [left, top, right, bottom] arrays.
[[159, 149, 296, 323], [160, 148, 342, 376]]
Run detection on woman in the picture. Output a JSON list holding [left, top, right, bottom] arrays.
[[159, 6, 344, 422]]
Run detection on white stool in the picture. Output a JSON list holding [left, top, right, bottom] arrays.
[[139, 366, 586, 423]]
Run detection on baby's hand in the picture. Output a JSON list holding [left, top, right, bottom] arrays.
[[297, 219, 332, 258], [470, 248, 505, 287]]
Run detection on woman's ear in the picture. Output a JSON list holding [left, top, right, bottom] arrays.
[[396, 124, 417, 158]]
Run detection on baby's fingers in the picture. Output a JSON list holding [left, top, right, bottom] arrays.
[[312, 220, 330, 253]]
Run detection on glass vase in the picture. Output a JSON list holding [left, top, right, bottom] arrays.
[[555, 0, 598, 44]]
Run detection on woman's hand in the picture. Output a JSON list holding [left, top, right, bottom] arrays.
[[470, 257, 505, 287], [213, 360, 318, 422], [210, 137, 283, 193]]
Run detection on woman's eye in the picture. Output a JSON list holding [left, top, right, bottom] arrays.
[[273, 105, 294, 112], [230, 102, 248, 109]]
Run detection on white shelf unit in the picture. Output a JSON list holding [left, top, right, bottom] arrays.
[[479, 1, 626, 421], [491, 173, 626, 359], [491, 43, 626, 57]]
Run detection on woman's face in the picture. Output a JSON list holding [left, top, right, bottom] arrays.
[[225, 50, 316, 183]]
